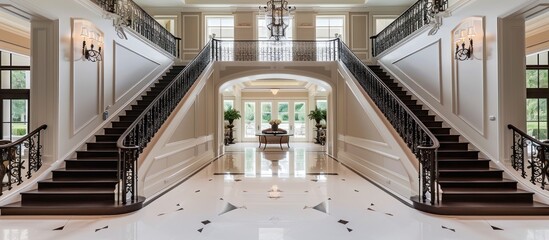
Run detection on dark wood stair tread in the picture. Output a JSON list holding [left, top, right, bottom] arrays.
[[411, 196, 549, 215], [441, 188, 532, 194], [0, 197, 145, 215], [22, 189, 114, 194]]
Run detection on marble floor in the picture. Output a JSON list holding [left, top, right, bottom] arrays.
[[1, 144, 549, 240]]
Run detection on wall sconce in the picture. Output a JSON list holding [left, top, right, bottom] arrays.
[[455, 26, 475, 61], [270, 88, 279, 95], [81, 26, 103, 62]]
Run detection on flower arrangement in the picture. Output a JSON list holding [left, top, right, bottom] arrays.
[[269, 119, 282, 125]]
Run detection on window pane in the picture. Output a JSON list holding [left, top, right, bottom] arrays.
[[221, 18, 234, 26], [294, 102, 306, 138], [330, 18, 344, 26], [527, 70, 539, 88], [540, 52, 549, 65], [224, 100, 234, 111], [526, 54, 538, 65], [316, 18, 330, 26], [11, 99, 28, 123], [11, 71, 30, 89], [540, 99, 547, 121], [12, 122, 27, 138], [540, 70, 548, 88], [245, 102, 256, 138], [2, 100, 10, 122], [11, 53, 30, 66], [1, 52, 10, 66], [527, 99, 539, 121], [2, 123, 10, 140], [1, 70, 10, 89], [540, 122, 548, 140], [261, 102, 272, 130]]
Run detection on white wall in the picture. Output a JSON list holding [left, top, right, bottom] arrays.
[[15, 0, 175, 175], [336, 63, 418, 200], [376, 0, 536, 163], [139, 65, 216, 199]]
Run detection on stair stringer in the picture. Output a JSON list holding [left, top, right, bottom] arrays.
[[376, 62, 549, 205], [0, 64, 174, 207], [336, 62, 421, 203], [136, 63, 217, 201]]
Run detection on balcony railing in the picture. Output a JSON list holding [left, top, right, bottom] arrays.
[[95, 0, 180, 57], [508, 124, 549, 190], [370, 0, 448, 57], [211, 39, 340, 62], [0, 125, 47, 196]]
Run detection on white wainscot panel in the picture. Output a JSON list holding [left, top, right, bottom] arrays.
[[455, 59, 484, 134], [73, 60, 99, 133], [114, 42, 160, 102], [393, 40, 442, 103]]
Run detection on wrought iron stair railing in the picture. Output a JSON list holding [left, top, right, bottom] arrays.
[[95, 0, 180, 57], [0, 124, 47, 196], [508, 124, 549, 190], [116, 41, 211, 204], [340, 41, 440, 204], [370, 0, 448, 57]]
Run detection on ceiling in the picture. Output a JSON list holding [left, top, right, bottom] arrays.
[[526, 10, 549, 38], [134, 0, 416, 9]]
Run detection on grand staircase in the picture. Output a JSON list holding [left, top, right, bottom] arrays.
[[0, 65, 186, 215], [368, 65, 549, 215]]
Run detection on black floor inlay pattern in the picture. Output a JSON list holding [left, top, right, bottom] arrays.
[[53, 226, 64, 231], [202, 220, 211, 225], [338, 219, 349, 225], [491, 225, 504, 231], [442, 226, 456, 232], [95, 226, 108, 232]]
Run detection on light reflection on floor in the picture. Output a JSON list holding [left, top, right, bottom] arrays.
[[0, 145, 549, 240]]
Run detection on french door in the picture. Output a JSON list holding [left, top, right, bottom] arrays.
[[242, 100, 307, 141]]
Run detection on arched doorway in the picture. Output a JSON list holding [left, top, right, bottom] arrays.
[[215, 69, 336, 156]]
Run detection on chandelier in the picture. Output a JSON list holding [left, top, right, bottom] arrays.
[[259, 0, 295, 41]]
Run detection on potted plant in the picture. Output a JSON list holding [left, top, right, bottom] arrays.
[[308, 107, 324, 128], [224, 107, 241, 127]]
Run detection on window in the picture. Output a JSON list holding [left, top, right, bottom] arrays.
[[316, 16, 345, 41], [374, 16, 397, 35], [258, 16, 293, 40], [261, 102, 272, 130], [0, 51, 30, 141], [223, 100, 234, 111], [205, 16, 234, 40], [294, 102, 306, 138], [244, 102, 256, 138], [526, 51, 549, 140], [278, 102, 289, 130], [316, 99, 327, 110]]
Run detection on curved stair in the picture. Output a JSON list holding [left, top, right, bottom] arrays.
[[0, 65, 185, 215], [368, 65, 549, 215]]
